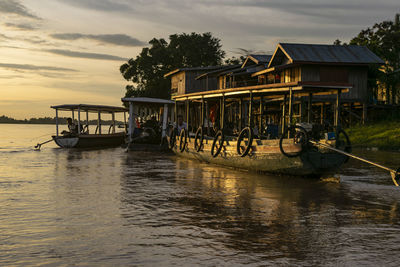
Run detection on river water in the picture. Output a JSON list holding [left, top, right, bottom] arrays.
[[1, 124, 400, 266]]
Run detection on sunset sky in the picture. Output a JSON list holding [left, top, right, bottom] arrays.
[[1, 0, 398, 119]]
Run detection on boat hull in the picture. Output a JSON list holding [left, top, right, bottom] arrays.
[[52, 133, 125, 148], [172, 137, 347, 177]]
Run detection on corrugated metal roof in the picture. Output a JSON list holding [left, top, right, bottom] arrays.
[[164, 66, 223, 77], [249, 54, 272, 63], [51, 104, 127, 113], [279, 43, 384, 64], [121, 97, 174, 104], [195, 64, 241, 80]]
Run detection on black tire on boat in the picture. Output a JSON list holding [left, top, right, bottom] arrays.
[[279, 125, 308, 158], [168, 128, 177, 149], [194, 126, 204, 152], [336, 128, 352, 153], [237, 127, 253, 157], [179, 128, 187, 152], [335, 128, 352, 163], [211, 130, 224, 158]]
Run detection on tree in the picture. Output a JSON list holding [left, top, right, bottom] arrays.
[[348, 14, 400, 104], [120, 32, 225, 101]]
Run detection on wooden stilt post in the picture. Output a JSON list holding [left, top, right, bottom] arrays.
[[259, 96, 263, 135], [186, 99, 190, 139], [308, 93, 313, 123], [282, 94, 287, 135], [221, 94, 225, 131], [362, 102, 367, 125], [239, 97, 242, 130], [201, 97, 204, 129], [320, 104, 324, 125], [335, 89, 341, 128], [248, 91, 253, 128], [288, 87, 293, 127]]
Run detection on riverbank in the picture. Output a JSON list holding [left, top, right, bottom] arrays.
[[346, 121, 400, 151]]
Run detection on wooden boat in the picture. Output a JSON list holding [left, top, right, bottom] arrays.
[[51, 104, 128, 148], [121, 97, 175, 151], [168, 86, 351, 176]]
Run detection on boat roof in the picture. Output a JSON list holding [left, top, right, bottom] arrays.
[[121, 97, 174, 105], [172, 81, 351, 101], [51, 104, 127, 113]]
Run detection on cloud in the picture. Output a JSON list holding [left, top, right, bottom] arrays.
[[0, 63, 77, 72], [50, 33, 146, 46], [57, 0, 133, 12], [44, 49, 128, 61], [0, 0, 41, 19], [4, 22, 38, 31]]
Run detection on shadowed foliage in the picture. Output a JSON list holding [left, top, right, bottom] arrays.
[[120, 32, 225, 102]]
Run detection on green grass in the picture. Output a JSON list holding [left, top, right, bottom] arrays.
[[346, 121, 400, 150]]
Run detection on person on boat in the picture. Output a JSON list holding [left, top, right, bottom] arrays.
[[61, 118, 78, 136], [177, 115, 187, 133]]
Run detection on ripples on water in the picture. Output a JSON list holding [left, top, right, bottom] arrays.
[[1, 124, 400, 266]]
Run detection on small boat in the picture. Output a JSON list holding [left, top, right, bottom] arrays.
[[51, 104, 128, 148], [122, 97, 175, 151]]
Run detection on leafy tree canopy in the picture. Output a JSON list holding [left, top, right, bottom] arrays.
[[120, 32, 226, 101], [336, 14, 400, 102]]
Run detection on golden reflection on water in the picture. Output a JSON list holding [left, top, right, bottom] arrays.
[[1, 124, 400, 266]]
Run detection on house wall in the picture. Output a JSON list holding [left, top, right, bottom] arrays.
[[185, 71, 218, 93], [301, 65, 368, 102], [171, 72, 185, 95]]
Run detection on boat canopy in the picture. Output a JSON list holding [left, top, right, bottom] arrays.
[[51, 104, 127, 113], [121, 97, 174, 105], [172, 81, 351, 101]]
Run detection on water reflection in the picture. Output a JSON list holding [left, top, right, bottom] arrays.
[[119, 153, 400, 265], [1, 123, 400, 266]]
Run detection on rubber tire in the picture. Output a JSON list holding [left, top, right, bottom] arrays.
[[211, 130, 224, 158], [279, 125, 308, 158], [237, 127, 253, 157], [336, 129, 352, 163], [194, 127, 204, 152], [179, 128, 187, 152], [336, 129, 352, 153]]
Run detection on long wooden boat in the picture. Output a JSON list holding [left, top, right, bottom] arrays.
[[168, 82, 352, 177], [172, 135, 348, 176], [52, 133, 126, 148], [51, 104, 128, 148]]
